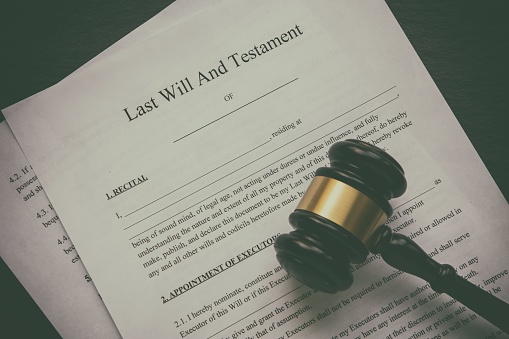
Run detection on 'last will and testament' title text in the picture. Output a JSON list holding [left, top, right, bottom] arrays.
[[122, 24, 304, 122]]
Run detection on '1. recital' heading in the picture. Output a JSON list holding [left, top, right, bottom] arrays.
[[123, 24, 304, 122], [106, 175, 148, 200]]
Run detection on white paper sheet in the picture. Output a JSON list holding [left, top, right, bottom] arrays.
[[0, 121, 121, 337], [5, 1, 508, 338]]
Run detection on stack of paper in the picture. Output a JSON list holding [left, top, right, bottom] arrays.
[[1, 1, 507, 338]]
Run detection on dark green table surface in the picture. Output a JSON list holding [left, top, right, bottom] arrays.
[[1, 1, 507, 337]]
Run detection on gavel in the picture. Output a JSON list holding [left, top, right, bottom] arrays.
[[274, 139, 508, 332]]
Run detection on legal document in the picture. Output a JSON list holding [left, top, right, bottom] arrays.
[[4, 1, 508, 338]]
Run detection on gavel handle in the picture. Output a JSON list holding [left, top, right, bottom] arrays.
[[370, 225, 509, 333]]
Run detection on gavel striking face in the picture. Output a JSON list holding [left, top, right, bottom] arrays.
[[274, 139, 508, 332]]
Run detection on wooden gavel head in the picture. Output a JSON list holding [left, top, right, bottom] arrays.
[[274, 139, 407, 293]]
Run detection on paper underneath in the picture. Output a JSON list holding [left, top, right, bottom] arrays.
[[0, 1, 214, 338]]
